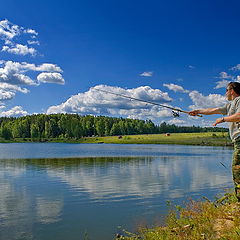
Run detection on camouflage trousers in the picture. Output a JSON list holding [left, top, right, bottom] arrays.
[[233, 139, 240, 201]]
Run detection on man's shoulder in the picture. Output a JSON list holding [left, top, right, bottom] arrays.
[[230, 96, 240, 109], [233, 96, 240, 103]]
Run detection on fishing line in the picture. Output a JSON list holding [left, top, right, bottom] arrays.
[[220, 161, 227, 169], [94, 88, 202, 118]]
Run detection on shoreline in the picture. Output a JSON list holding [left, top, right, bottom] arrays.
[[114, 191, 240, 240], [0, 132, 233, 147]]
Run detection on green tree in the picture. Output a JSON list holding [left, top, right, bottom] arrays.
[[36, 114, 47, 138], [96, 118, 105, 136], [145, 120, 156, 134], [12, 121, 21, 138], [104, 118, 111, 136], [58, 114, 68, 135], [136, 120, 145, 134], [85, 117, 94, 136], [71, 117, 83, 138], [45, 119, 60, 138], [45, 121, 51, 138], [110, 122, 121, 136], [30, 123, 39, 140], [159, 122, 168, 133], [1, 125, 13, 140], [118, 120, 126, 135]]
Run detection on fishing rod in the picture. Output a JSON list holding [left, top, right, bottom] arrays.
[[220, 162, 227, 169], [94, 88, 202, 117]]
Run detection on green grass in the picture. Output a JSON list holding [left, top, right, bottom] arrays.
[[0, 132, 232, 146], [74, 132, 232, 146], [115, 191, 240, 240]]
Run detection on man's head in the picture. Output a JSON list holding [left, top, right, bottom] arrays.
[[226, 82, 240, 100]]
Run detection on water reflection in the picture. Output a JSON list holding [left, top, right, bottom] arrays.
[[0, 156, 232, 201], [36, 197, 63, 224], [43, 156, 231, 201], [0, 180, 34, 240], [0, 151, 234, 240]]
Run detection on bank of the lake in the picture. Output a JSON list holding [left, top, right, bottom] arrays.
[[115, 192, 240, 240], [0, 132, 232, 147]]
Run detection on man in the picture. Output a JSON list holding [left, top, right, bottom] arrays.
[[189, 82, 240, 202]]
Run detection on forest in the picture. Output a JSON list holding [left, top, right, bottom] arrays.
[[0, 114, 228, 141]]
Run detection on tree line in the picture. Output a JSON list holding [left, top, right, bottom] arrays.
[[0, 114, 228, 140]]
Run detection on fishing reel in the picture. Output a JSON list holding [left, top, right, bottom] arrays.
[[172, 111, 180, 117]]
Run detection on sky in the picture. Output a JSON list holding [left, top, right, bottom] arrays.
[[0, 0, 240, 126]]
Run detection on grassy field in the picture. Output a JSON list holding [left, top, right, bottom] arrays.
[[0, 132, 232, 146], [75, 132, 231, 146]]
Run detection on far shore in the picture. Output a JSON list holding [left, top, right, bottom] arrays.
[[0, 132, 233, 147]]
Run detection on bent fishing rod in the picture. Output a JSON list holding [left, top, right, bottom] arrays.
[[94, 88, 202, 118]]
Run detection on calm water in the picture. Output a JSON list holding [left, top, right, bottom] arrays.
[[0, 143, 234, 240]]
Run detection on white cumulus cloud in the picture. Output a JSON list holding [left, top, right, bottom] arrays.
[[0, 19, 21, 41], [0, 61, 64, 86], [0, 89, 15, 100], [188, 90, 227, 109], [0, 60, 64, 113], [24, 29, 38, 35], [0, 83, 28, 93], [116, 107, 172, 120], [47, 85, 173, 120], [218, 71, 232, 79], [214, 71, 238, 89], [27, 40, 40, 45], [167, 119, 186, 125], [0, 106, 28, 117], [0, 61, 36, 85], [0, 19, 64, 114], [2, 44, 37, 56], [188, 65, 195, 69], [230, 64, 240, 71], [140, 71, 153, 77], [34, 63, 63, 72], [163, 83, 189, 93], [0, 19, 39, 56], [37, 72, 65, 85], [215, 80, 230, 89], [0, 83, 28, 101]]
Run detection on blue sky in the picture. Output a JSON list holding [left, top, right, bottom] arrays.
[[0, 0, 240, 126]]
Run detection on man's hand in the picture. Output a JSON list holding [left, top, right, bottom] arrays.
[[212, 117, 225, 126], [188, 110, 200, 116]]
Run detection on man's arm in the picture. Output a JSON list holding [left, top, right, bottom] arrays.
[[213, 112, 240, 126], [189, 108, 222, 116]]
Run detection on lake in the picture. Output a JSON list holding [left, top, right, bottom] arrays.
[[0, 143, 234, 240]]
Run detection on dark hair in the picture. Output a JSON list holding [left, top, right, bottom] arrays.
[[228, 82, 240, 95]]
